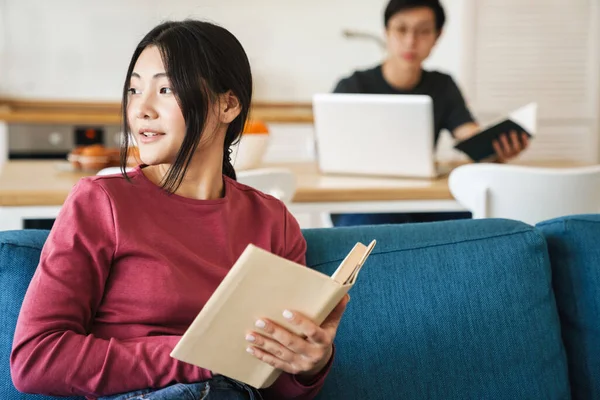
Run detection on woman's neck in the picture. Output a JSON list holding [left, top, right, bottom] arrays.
[[382, 59, 423, 91], [145, 145, 225, 200]]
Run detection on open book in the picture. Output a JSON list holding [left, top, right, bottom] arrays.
[[454, 102, 537, 162], [170, 240, 377, 389]]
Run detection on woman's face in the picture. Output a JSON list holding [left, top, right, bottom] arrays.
[[126, 45, 221, 166], [385, 7, 440, 68]]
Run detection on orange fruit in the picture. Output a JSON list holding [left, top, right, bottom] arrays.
[[243, 120, 269, 135], [81, 144, 107, 157]]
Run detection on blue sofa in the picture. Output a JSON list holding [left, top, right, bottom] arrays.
[[1, 215, 598, 399]]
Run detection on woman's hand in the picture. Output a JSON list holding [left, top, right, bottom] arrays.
[[492, 130, 530, 162], [245, 294, 350, 379]]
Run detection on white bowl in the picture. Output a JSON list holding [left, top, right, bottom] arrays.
[[230, 134, 269, 171]]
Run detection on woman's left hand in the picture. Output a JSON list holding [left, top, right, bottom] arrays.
[[245, 294, 350, 378]]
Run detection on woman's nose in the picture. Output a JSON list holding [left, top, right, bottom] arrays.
[[134, 93, 158, 120]]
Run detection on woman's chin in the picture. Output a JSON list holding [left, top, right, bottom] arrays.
[[139, 154, 165, 166]]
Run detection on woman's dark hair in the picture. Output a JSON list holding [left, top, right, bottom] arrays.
[[120, 20, 253, 191], [384, 0, 446, 32]]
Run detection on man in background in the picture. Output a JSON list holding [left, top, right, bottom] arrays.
[[330, 0, 529, 226]]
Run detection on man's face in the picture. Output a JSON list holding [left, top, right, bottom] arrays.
[[385, 7, 440, 68]]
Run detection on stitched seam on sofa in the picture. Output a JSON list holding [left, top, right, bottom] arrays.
[[309, 227, 537, 268], [530, 236, 570, 373], [537, 218, 600, 228], [0, 242, 44, 251], [536, 220, 567, 230], [0, 229, 50, 247]]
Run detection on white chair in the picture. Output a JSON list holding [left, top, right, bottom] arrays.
[[97, 167, 297, 203], [96, 166, 133, 176], [237, 168, 296, 203], [449, 163, 600, 225]]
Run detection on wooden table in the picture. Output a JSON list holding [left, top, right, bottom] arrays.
[[0, 160, 589, 230], [0, 160, 463, 230], [281, 162, 463, 228]]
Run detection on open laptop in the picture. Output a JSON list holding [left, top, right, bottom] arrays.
[[312, 93, 448, 179]]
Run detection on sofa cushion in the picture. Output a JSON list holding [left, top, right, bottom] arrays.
[[0, 230, 81, 400], [304, 219, 570, 400], [537, 215, 600, 400]]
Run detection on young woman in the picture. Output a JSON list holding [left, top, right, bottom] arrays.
[[331, 0, 530, 226], [11, 20, 348, 400]]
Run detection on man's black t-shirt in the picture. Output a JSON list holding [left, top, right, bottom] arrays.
[[333, 65, 475, 145]]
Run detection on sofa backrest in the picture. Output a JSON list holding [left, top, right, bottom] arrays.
[[537, 215, 600, 400], [0, 219, 575, 400], [304, 219, 570, 400]]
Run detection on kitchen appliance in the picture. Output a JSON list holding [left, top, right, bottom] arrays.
[[8, 123, 123, 160]]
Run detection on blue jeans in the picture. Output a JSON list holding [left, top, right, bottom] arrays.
[[330, 211, 472, 226], [99, 375, 263, 400]]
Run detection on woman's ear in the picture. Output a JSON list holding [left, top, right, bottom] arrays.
[[219, 91, 242, 124]]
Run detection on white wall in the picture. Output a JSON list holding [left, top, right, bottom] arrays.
[[0, 0, 469, 102], [0, 0, 5, 91]]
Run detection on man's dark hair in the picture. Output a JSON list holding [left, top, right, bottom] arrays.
[[384, 0, 446, 31]]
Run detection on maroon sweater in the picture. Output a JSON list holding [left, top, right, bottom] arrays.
[[11, 167, 330, 399]]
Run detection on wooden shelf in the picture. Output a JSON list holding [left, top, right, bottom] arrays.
[[0, 98, 314, 125]]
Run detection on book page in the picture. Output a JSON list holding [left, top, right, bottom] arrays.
[[480, 102, 538, 135], [331, 240, 376, 285], [508, 102, 537, 135]]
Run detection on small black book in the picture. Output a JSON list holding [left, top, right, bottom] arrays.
[[454, 119, 533, 162]]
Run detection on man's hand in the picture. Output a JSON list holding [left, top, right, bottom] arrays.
[[492, 130, 529, 163], [454, 123, 530, 163]]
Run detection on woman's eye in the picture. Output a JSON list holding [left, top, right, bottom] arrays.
[[160, 87, 173, 94], [127, 88, 140, 95]]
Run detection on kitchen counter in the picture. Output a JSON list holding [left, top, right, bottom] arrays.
[[1, 160, 593, 207], [0, 161, 89, 206], [0, 160, 455, 206]]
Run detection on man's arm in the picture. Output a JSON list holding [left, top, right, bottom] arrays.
[[444, 75, 530, 162], [452, 122, 480, 141]]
